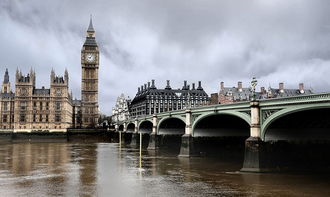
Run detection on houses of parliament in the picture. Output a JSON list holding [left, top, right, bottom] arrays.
[[0, 18, 100, 132]]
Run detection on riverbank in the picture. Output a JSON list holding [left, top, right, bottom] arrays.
[[0, 129, 115, 142]]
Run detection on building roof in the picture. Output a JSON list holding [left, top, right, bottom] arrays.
[[131, 81, 209, 105], [3, 69, 9, 84], [83, 37, 98, 47], [83, 16, 98, 47], [87, 16, 95, 32], [220, 87, 251, 101], [263, 88, 313, 98]]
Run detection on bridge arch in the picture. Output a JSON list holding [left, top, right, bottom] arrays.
[[262, 104, 330, 141], [192, 111, 251, 136], [157, 117, 186, 135], [126, 123, 135, 133], [138, 120, 153, 134]]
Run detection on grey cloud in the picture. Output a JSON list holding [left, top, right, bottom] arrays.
[[1, 0, 330, 115]]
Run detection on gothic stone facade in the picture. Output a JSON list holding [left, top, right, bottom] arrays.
[[80, 17, 100, 128], [0, 69, 73, 132], [0, 18, 100, 131]]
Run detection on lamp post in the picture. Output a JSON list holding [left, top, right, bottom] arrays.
[[251, 77, 258, 101]]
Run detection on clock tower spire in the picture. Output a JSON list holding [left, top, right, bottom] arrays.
[[81, 16, 99, 128]]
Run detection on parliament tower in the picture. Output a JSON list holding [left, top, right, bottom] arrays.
[[81, 17, 99, 128]]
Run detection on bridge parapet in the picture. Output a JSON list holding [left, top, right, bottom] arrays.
[[259, 92, 330, 106]]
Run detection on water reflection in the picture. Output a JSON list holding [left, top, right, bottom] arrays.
[[0, 142, 330, 197]]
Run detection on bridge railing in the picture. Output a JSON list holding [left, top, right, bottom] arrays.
[[259, 92, 330, 106]]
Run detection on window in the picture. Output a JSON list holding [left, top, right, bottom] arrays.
[[3, 115, 7, 123], [20, 102, 27, 111], [3, 102, 8, 111], [33, 114, 36, 122], [33, 102, 37, 109], [55, 102, 61, 110], [46, 115, 49, 122], [46, 102, 49, 110], [39, 114, 43, 122], [40, 102, 43, 110], [55, 115, 61, 122], [20, 114, 26, 122]]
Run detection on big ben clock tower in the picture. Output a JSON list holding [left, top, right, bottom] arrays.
[[81, 16, 99, 128]]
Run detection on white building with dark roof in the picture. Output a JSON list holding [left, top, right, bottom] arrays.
[[112, 94, 131, 123], [130, 80, 210, 118]]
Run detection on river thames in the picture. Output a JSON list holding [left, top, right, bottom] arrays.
[[0, 141, 329, 197]]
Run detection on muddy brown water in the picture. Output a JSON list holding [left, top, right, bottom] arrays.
[[0, 141, 329, 197]]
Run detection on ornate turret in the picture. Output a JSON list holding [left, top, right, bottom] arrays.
[[2, 68, 11, 94], [3, 68, 9, 84], [50, 68, 55, 83], [65, 68, 69, 86]]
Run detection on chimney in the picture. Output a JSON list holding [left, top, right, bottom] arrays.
[[138, 87, 140, 94], [299, 83, 305, 94], [238, 81, 242, 90], [192, 83, 195, 90], [151, 79, 156, 89], [148, 82, 150, 88], [183, 80, 187, 90], [165, 80, 171, 90], [279, 82, 284, 93], [141, 85, 144, 92], [144, 84, 147, 91], [220, 82, 224, 90], [187, 85, 190, 90], [260, 87, 266, 94], [197, 81, 203, 90]]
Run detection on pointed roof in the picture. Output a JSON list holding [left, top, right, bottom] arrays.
[[4, 68, 9, 83], [87, 15, 95, 32]]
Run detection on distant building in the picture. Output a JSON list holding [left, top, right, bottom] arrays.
[[112, 94, 131, 123], [209, 93, 219, 105], [72, 99, 82, 128], [130, 80, 209, 118], [217, 81, 313, 104], [219, 82, 252, 104], [259, 82, 313, 99]]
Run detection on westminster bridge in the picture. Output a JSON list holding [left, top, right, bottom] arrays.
[[114, 92, 330, 172]]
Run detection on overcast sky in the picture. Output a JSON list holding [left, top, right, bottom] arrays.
[[1, 0, 330, 115]]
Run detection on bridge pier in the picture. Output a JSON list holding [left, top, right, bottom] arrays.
[[179, 110, 199, 157], [130, 132, 139, 148], [148, 115, 161, 150], [123, 132, 132, 144], [241, 101, 269, 172]]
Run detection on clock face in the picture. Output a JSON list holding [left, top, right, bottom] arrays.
[[86, 53, 95, 63]]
